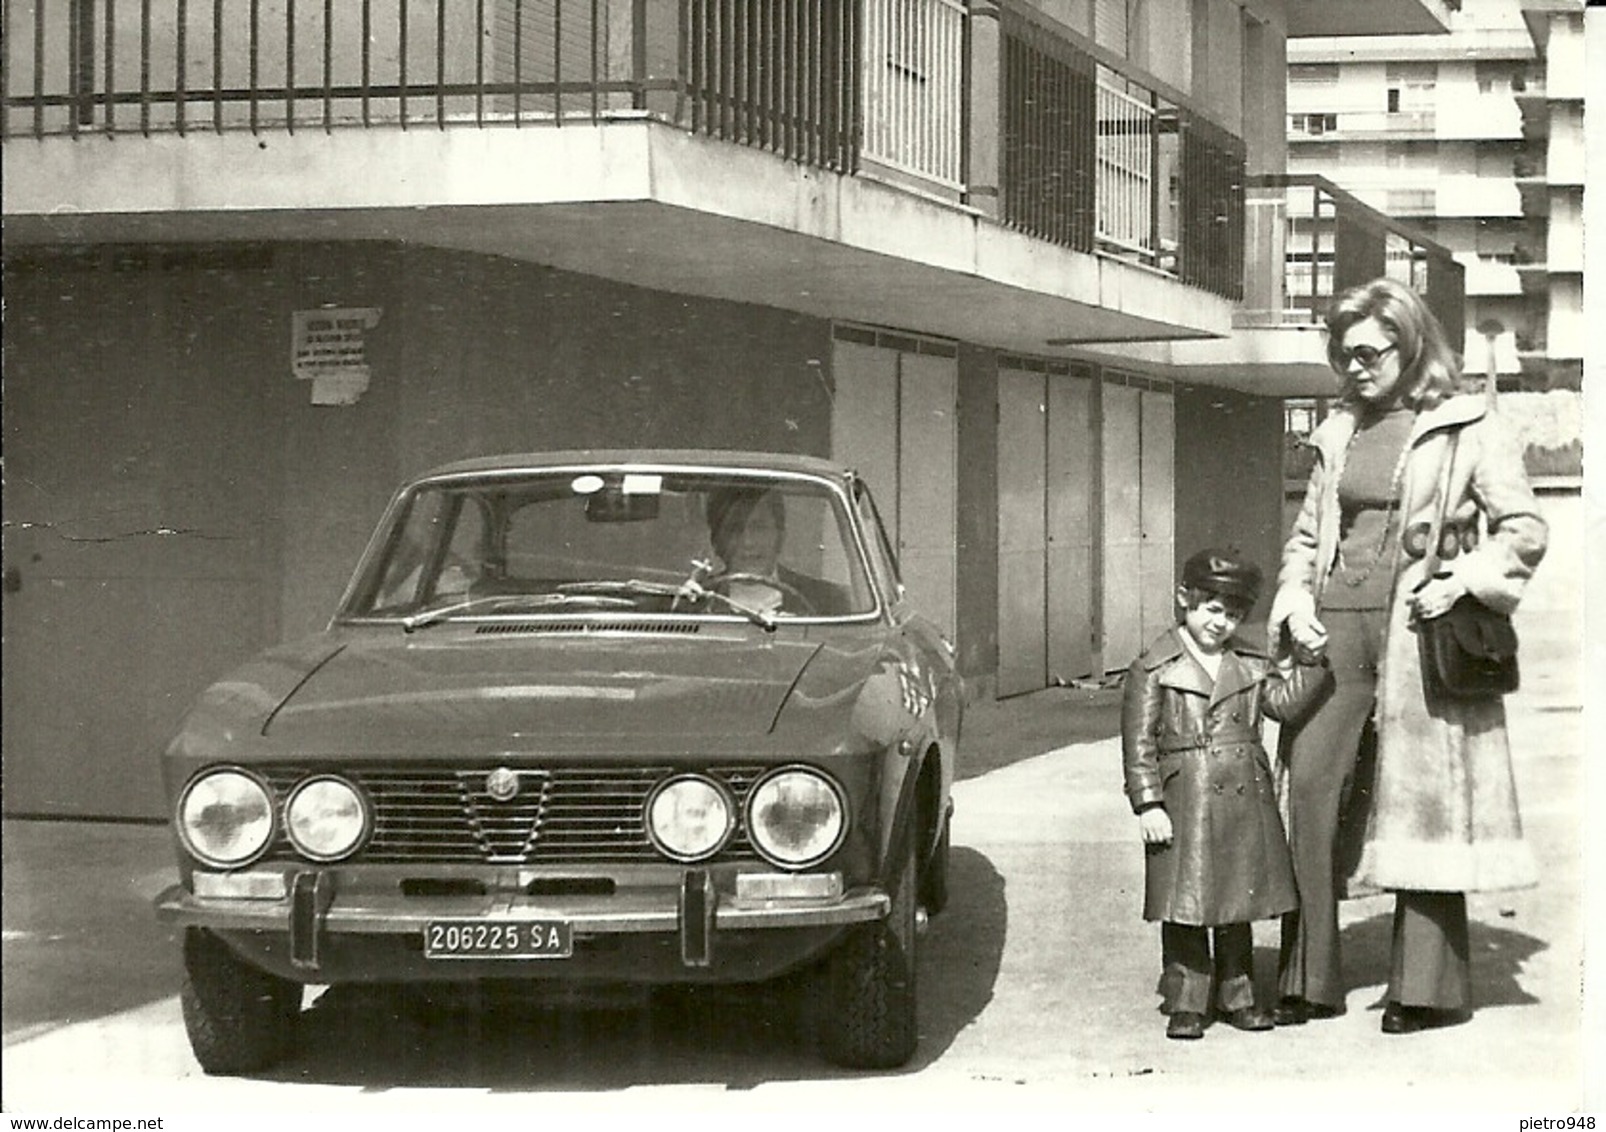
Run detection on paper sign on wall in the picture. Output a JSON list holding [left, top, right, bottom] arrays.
[[292, 307, 382, 405]]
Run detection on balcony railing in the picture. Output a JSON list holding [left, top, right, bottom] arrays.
[[996, 4, 1244, 299], [3, 0, 1249, 301], [860, 0, 965, 189], [1, 0, 863, 166], [1242, 173, 1464, 346]]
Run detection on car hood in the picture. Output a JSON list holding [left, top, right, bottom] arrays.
[[256, 632, 858, 745]]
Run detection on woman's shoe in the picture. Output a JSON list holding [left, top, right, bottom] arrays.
[[1167, 1011, 1206, 1040], [1381, 1003, 1469, 1034], [1272, 997, 1345, 1026], [1271, 997, 1308, 1026]]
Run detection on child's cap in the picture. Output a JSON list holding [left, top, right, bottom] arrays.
[[1181, 547, 1263, 604]]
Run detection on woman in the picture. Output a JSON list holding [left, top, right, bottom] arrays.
[[1268, 277, 1546, 1034]]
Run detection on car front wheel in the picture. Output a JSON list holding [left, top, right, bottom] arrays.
[[818, 837, 918, 1069], [180, 928, 301, 1075]]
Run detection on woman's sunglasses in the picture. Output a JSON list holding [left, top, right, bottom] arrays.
[[1338, 343, 1398, 370]]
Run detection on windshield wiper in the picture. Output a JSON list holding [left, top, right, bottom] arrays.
[[554, 579, 683, 600], [671, 577, 778, 632], [400, 592, 632, 632], [553, 578, 779, 631]]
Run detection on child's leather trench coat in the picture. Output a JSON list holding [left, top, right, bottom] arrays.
[[1122, 629, 1329, 925]]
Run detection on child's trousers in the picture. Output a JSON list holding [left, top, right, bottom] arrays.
[[1162, 922, 1256, 1015]]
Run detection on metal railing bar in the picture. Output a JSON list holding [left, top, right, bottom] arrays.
[[674, 0, 688, 126], [360, 0, 370, 127], [474, 0, 484, 127], [141, 0, 153, 135], [213, 0, 223, 132], [435, 0, 445, 128], [397, 0, 407, 129], [324, 0, 333, 132], [514, 0, 523, 126], [590, 0, 599, 121], [285, 0, 294, 135], [31, 0, 43, 137], [68, 0, 80, 138], [2, 0, 11, 141], [634, 0, 648, 112], [249, 0, 259, 134], [552, 0, 561, 123], [177, 0, 188, 135]]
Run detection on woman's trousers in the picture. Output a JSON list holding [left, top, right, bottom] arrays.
[[1388, 891, 1471, 1010], [1277, 608, 1474, 1012], [1277, 608, 1386, 1009]]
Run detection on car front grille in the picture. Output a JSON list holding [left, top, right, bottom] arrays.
[[260, 765, 766, 865]]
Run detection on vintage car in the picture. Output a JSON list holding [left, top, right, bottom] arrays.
[[155, 450, 962, 1074]]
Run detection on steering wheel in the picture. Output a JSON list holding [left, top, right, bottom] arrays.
[[676, 571, 817, 615]]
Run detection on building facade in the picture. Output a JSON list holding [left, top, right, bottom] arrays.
[[1285, 0, 1584, 391], [2, 0, 1460, 818]]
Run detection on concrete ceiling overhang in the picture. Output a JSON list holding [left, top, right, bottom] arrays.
[[1286, 0, 1452, 38], [1077, 325, 1341, 398], [1, 120, 1232, 359]]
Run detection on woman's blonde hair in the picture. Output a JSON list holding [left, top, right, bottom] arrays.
[[1325, 277, 1470, 410]]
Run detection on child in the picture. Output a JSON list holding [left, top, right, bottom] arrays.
[[1121, 548, 1330, 1040]]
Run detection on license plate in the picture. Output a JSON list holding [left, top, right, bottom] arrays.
[[423, 919, 573, 960]]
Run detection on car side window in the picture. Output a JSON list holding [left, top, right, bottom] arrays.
[[366, 490, 449, 612], [428, 497, 487, 600], [853, 479, 902, 603]]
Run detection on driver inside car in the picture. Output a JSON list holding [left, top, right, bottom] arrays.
[[702, 487, 847, 616]]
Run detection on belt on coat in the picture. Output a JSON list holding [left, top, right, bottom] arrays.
[[1157, 728, 1258, 752]]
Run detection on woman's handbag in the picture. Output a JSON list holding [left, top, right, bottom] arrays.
[[1414, 432, 1520, 699], [1418, 594, 1520, 698]]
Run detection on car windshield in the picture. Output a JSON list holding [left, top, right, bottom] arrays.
[[342, 467, 876, 624]]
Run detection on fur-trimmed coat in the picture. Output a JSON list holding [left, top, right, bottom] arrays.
[[1122, 629, 1329, 925], [1268, 393, 1547, 893]]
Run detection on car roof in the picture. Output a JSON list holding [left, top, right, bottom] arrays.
[[416, 449, 855, 483]]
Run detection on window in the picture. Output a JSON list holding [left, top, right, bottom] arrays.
[[1289, 64, 1338, 85], [1292, 112, 1337, 135]]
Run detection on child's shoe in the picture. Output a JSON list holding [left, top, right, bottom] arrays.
[[1221, 1006, 1274, 1032], [1166, 1011, 1206, 1040]]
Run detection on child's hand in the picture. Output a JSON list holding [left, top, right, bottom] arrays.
[[1138, 806, 1173, 846]]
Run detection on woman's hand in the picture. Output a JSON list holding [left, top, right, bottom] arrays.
[[1410, 571, 1468, 621], [1138, 806, 1173, 847], [1286, 610, 1329, 663]]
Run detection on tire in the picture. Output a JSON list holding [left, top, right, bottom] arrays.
[[818, 837, 918, 1069], [919, 811, 951, 917], [180, 928, 301, 1075]]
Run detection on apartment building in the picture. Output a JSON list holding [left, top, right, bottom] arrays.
[[1285, 0, 1584, 391], [1, 0, 1459, 818]]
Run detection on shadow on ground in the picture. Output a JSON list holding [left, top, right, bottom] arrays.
[[1, 821, 181, 1045], [959, 687, 1122, 781], [1245, 908, 1546, 1015], [256, 847, 1007, 1091]]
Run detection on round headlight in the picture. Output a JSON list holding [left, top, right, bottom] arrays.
[[178, 769, 275, 868], [745, 767, 845, 869], [284, 776, 370, 862], [646, 775, 734, 862]]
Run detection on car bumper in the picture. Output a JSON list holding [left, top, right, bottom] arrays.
[[154, 866, 888, 984]]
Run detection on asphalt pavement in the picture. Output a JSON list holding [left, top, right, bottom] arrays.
[[1, 656, 1597, 1117]]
